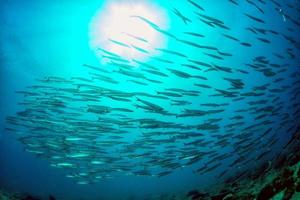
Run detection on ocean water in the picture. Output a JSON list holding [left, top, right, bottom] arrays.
[[0, 0, 300, 199]]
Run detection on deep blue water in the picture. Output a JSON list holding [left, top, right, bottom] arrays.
[[1, 0, 300, 200]]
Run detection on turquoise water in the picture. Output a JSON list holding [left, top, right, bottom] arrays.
[[1, 0, 300, 199]]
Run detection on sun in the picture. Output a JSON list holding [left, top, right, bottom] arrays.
[[89, 0, 168, 65]]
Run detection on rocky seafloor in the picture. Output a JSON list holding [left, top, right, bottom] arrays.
[[185, 133, 300, 200]]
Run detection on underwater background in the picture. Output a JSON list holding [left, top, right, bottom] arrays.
[[0, 0, 300, 199]]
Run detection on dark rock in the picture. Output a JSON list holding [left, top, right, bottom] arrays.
[[256, 184, 276, 200], [186, 190, 207, 200], [251, 161, 271, 179], [210, 192, 230, 200], [282, 177, 295, 188], [274, 154, 287, 169], [282, 188, 295, 200], [186, 190, 199, 197], [187, 190, 199, 197], [21, 195, 42, 200], [237, 194, 255, 200], [296, 182, 300, 192], [49, 195, 56, 200], [288, 155, 299, 166], [282, 169, 293, 179], [272, 177, 284, 192]]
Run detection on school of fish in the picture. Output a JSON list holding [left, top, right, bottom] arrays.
[[5, 0, 300, 186]]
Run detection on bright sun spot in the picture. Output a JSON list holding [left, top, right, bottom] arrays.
[[89, 1, 168, 64]]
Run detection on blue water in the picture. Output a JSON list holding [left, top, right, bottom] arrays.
[[1, 0, 300, 199]]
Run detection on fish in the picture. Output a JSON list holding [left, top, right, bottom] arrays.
[[108, 39, 131, 48], [131, 45, 149, 54], [142, 68, 169, 77], [124, 33, 148, 43], [157, 91, 182, 98], [136, 97, 165, 112], [172, 8, 191, 25], [244, 13, 265, 24], [183, 32, 205, 38], [155, 48, 187, 58], [166, 68, 192, 78], [130, 15, 160, 29], [187, 0, 205, 11], [222, 33, 240, 42]]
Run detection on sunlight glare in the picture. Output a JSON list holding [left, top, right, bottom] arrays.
[[89, 1, 168, 64]]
